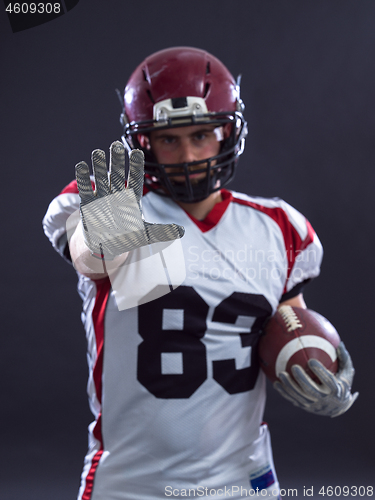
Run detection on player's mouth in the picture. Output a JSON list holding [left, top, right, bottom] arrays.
[[167, 165, 208, 184], [170, 171, 207, 185]]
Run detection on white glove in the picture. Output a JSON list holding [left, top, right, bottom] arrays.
[[75, 141, 185, 260], [274, 342, 359, 417]]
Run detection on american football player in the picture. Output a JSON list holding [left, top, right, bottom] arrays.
[[43, 47, 357, 500]]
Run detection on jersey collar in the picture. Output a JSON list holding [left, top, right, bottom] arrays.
[[184, 189, 233, 233]]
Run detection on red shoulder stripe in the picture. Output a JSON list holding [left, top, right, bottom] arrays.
[[60, 179, 95, 196], [232, 195, 315, 293]]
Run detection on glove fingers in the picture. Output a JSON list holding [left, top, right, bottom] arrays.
[[274, 354, 359, 418], [290, 364, 329, 399], [337, 341, 349, 363], [109, 141, 126, 193], [92, 149, 110, 197], [277, 371, 316, 405], [274, 381, 303, 407], [127, 149, 145, 202], [75, 161, 94, 203], [331, 392, 359, 418], [307, 359, 341, 394], [274, 379, 314, 408], [337, 341, 355, 385], [144, 222, 185, 244]]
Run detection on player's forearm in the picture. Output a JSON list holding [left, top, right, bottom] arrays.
[[69, 220, 129, 278]]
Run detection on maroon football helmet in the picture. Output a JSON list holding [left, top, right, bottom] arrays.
[[120, 47, 247, 203]]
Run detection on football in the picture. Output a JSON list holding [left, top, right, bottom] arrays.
[[258, 306, 341, 383]]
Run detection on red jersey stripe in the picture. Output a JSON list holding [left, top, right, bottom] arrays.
[[184, 189, 233, 232], [81, 278, 111, 500], [60, 179, 95, 195], [231, 195, 315, 293]]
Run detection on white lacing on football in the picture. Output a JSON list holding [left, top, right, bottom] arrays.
[[278, 305, 302, 332]]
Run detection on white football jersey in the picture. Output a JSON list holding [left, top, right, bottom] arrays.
[[43, 185, 323, 500]]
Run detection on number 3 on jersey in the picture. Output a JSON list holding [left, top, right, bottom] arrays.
[[137, 286, 272, 399]]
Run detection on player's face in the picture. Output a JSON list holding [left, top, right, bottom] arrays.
[[149, 124, 223, 184]]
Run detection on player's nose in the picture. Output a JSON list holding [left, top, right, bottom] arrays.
[[178, 140, 196, 164]]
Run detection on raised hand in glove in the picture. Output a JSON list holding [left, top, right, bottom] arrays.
[[75, 141, 185, 260], [274, 342, 359, 417]]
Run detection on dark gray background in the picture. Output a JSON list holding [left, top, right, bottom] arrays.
[[1, 1, 374, 498]]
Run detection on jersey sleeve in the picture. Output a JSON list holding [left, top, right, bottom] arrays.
[[276, 199, 323, 297], [42, 180, 81, 262], [231, 192, 323, 301]]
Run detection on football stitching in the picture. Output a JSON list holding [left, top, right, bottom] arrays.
[[278, 305, 302, 332]]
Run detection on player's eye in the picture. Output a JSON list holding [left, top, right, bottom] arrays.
[[162, 136, 177, 145], [193, 132, 207, 141]]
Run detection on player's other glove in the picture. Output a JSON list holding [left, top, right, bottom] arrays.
[[274, 342, 359, 418], [75, 141, 185, 260]]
